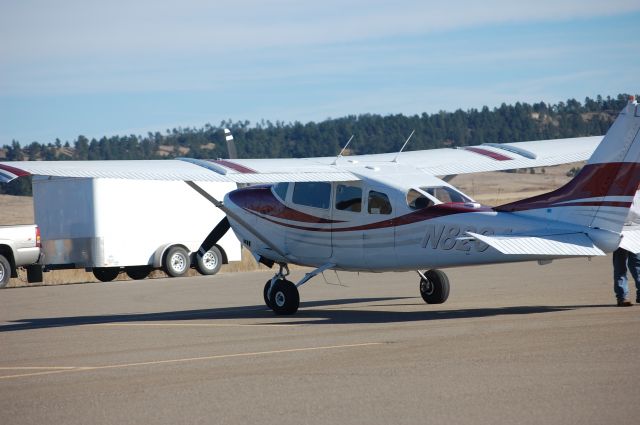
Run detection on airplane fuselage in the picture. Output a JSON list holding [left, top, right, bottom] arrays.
[[224, 178, 608, 272]]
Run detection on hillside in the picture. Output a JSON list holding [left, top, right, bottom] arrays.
[[2, 94, 633, 197]]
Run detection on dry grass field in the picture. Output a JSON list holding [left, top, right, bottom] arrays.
[[0, 163, 579, 288]]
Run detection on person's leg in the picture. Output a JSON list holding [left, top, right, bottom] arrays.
[[626, 251, 640, 303], [613, 248, 630, 303]]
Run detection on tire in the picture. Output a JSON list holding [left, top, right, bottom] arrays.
[[269, 279, 299, 315], [420, 269, 450, 304], [163, 246, 190, 277], [93, 267, 120, 282], [196, 247, 222, 275], [263, 280, 274, 309], [125, 266, 152, 280], [0, 254, 11, 289]]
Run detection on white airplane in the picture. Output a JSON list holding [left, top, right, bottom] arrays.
[[2, 98, 639, 315]]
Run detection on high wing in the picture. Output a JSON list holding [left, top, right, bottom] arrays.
[[0, 135, 602, 184]]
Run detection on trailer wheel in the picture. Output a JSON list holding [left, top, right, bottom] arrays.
[[196, 247, 222, 275], [0, 254, 11, 288], [93, 267, 120, 282], [164, 246, 190, 277], [125, 266, 152, 280]]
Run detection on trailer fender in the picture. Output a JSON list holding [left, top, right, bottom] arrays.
[[154, 244, 191, 269]]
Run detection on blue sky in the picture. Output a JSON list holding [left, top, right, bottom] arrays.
[[1, 0, 639, 146]]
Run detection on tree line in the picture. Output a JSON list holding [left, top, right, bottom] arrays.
[[0, 93, 634, 196]]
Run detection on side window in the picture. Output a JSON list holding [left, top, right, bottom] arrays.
[[292, 182, 331, 209], [336, 184, 362, 212], [368, 190, 392, 215], [273, 182, 289, 201]]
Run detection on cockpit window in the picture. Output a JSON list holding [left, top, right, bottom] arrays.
[[406, 189, 435, 209], [292, 182, 331, 209], [420, 186, 472, 204], [336, 184, 362, 212], [273, 182, 289, 201], [368, 190, 392, 215]]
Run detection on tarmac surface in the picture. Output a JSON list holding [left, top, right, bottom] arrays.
[[1, 256, 639, 425]]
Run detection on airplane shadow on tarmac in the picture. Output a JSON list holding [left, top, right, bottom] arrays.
[[0, 297, 612, 332]]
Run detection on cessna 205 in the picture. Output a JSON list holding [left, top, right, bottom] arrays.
[[2, 98, 640, 315]]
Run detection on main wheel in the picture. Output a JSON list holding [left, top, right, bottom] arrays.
[[420, 269, 450, 304], [125, 266, 152, 280], [196, 247, 222, 275], [0, 254, 11, 288], [269, 279, 299, 315], [93, 267, 120, 282], [163, 246, 190, 277]]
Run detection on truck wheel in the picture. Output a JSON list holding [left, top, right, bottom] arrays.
[[164, 246, 190, 277], [125, 266, 152, 280], [26, 265, 44, 283], [0, 254, 11, 288], [93, 267, 120, 282], [196, 247, 222, 275]]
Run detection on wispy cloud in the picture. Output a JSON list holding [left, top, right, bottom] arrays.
[[2, 0, 639, 60], [1, 0, 639, 144]]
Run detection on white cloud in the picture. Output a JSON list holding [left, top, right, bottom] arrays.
[[2, 0, 639, 61]]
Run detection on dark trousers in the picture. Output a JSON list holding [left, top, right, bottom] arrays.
[[612, 247, 640, 301]]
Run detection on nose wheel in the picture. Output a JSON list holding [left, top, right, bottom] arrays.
[[418, 269, 450, 304], [263, 263, 300, 315], [264, 278, 299, 315]]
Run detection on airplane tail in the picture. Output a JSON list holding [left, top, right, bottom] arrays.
[[497, 96, 640, 235]]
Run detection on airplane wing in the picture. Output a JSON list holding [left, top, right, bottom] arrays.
[[0, 135, 602, 184]]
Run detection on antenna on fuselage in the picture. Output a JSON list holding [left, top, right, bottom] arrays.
[[331, 134, 355, 165], [392, 130, 415, 163]]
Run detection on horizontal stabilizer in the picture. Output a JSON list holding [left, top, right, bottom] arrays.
[[466, 232, 605, 256], [620, 227, 640, 254]]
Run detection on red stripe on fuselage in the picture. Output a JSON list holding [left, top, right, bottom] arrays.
[[229, 185, 492, 232], [228, 186, 342, 224]]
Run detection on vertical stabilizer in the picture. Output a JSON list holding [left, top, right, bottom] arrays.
[[498, 97, 640, 234]]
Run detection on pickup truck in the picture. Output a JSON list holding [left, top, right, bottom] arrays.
[[0, 224, 43, 288]]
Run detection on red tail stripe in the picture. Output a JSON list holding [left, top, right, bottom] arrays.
[[498, 162, 640, 212]]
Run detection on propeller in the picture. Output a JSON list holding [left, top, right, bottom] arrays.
[[198, 216, 230, 257]]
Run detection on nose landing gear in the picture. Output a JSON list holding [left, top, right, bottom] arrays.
[[417, 269, 450, 304], [263, 262, 336, 315], [264, 263, 299, 315]]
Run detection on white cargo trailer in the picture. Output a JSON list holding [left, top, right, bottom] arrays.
[[32, 177, 241, 282]]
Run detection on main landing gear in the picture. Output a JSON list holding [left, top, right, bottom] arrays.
[[417, 269, 450, 304]]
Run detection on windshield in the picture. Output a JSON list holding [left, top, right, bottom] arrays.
[[421, 186, 472, 204], [407, 186, 473, 209]]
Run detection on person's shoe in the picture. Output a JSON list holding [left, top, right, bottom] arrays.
[[617, 299, 633, 307]]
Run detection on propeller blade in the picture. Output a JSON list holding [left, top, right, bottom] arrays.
[[198, 216, 230, 256]]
